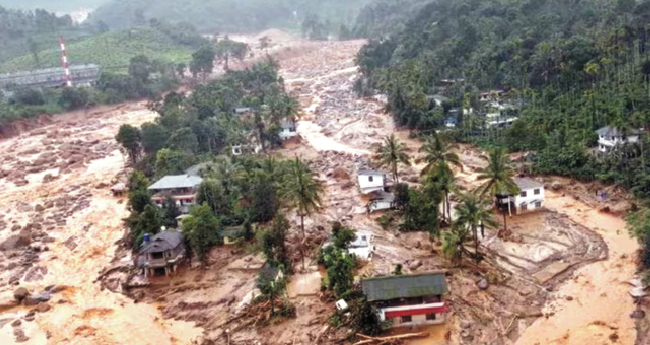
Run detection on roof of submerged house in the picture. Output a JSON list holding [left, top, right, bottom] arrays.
[[361, 271, 449, 302], [139, 231, 183, 254], [148, 175, 203, 190]]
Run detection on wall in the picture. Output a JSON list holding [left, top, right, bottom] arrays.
[[358, 174, 385, 192], [389, 313, 445, 328], [513, 186, 544, 213]]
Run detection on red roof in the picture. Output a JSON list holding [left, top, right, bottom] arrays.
[[384, 306, 447, 318]]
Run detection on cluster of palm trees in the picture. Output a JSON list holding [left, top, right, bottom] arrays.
[[375, 133, 519, 266], [198, 155, 324, 270]]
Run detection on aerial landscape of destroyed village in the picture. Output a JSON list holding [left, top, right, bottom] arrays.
[[3, 1, 650, 345]]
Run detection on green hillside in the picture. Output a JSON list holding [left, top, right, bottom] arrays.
[[89, 0, 370, 32], [0, 26, 194, 73]]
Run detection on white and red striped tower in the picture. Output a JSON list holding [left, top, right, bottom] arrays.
[[58, 36, 73, 87]]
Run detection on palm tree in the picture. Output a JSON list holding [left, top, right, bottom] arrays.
[[454, 193, 498, 263], [476, 148, 519, 235], [282, 157, 324, 269], [442, 223, 472, 266], [423, 163, 456, 224], [376, 134, 411, 184], [419, 134, 463, 176]]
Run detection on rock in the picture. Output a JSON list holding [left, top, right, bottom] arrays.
[[565, 296, 574, 301], [11, 319, 21, 327], [23, 315, 35, 322], [34, 204, 45, 212], [33, 292, 51, 302], [0, 292, 20, 312], [13, 287, 30, 301], [48, 285, 66, 294], [408, 260, 422, 271], [460, 320, 475, 329], [41, 236, 56, 244], [332, 167, 350, 180], [0, 229, 32, 250], [13, 328, 30, 343], [63, 236, 78, 251], [11, 225, 21, 231], [477, 278, 489, 290], [16, 202, 33, 213], [551, 181, 563, 191], [35, 302, 51, 313], [22, 297, 39, 306], [630, 310, 646, 319]]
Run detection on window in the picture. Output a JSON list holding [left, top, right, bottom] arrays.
[[534, 189, 540, 195], [426, 313, 436, 321], [535, 201, 542, 208], [520, 191, 527, 197], [401, 315, 412, 323], [368, 176, 373, 182], [361, 235, 367, 242], [521, 204, 528, 211], [151, 252, 164, 260]]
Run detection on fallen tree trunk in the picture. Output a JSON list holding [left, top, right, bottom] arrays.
[[353, 332, 429, 345]]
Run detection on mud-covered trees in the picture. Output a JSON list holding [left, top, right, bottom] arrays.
[[476, 148, 519, 234], [375, 134, 410, 184], [282, 157, 324, 238], [348, 297, 382, 337], [182, 202, 221, 263], [259, 214, 291, 270], [116, 124, 142, 165], [453, 193, 497, 264], [321, 222, 356, 298]]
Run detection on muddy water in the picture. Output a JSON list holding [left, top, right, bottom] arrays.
[[0, 107, 201, 345], [516, 191, 637, 345], [296, 120, 371, 156]]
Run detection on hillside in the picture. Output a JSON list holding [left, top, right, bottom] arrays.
[[89, 0, 370, 32], [0, 26, 195, 73], [0, 0, 107, 12]]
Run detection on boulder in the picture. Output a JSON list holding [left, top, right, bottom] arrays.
[[33, 292, 51, 302], [35, 302, 51, 313], [332, 167, 350, 180], [0, 229, 32, 250], [0, 292, 20, 312], [13, 328, 30, 343], [12, 287, 29, 301], [477, 278, 489, 290], [16, 202, 33, 213], [22, 297, 40, 306], [11, 319, 21, 327], [408, 260, 422, 271], [41, 236, 56, 244], [63, 236, 78, 251], [34, 204, 45, 212], [631, 310, 646, 319], [551, 181, 563, 191]]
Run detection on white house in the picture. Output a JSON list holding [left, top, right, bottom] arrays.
[[362, 271, 449, 329], [496, 178, 545, 215], [324, 231, 375, 261], [279, 118, 298, 140], [358, 169, 387, 194], [148, 175, 203, 214], [597, 126, 641, 153], [369, 192, 395, 213]]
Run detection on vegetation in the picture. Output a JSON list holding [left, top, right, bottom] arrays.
[[89, 0, 372, 33], [259, 214, 291, 271], [375, 134, 411, 184], [476, 148, 519, 234], [453, 193, 497, 263], [182, 202, 222, 262], [320, 222, 357, 298]]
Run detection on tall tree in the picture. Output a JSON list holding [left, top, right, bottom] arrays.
[[442, 222, 472, 266], [190, 44, 216, 80], [182, 202, 221, 263], [115, 124, 142, 165], [375, 134, 411, 184], [454, 193, 497, 263], [281, 157, 324, 270], [419, 134, 462, 176], [476, 148, 519, 234]]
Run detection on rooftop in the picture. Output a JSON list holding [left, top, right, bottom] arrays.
[[358, 169, 385, 177], [514, 178, 543, 191], [140, 231, 183, 254], [362, 271, 449, 302], [596, 126, 641, 137], [148, 175, 203, 191], [222, 226, 245, 237]]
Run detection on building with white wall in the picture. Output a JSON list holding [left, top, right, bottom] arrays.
[[362, 271, 449, 328], [358, 169, 387, 194], [496, 178, 545, 215], [597, 126, 640, 153]]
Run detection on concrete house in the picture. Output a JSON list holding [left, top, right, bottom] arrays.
[[597, 126, 641, 153], [362, 271, 449, 328], [148, 175, 203, 214], [233, 107, 252, 117], [496, 178, 545, 215], [369, 192, 395, 213], [324, 231, 376, 260], [358, 169, 387, 194], [279, 118, 298, 140], [137, 231, 185, 277]]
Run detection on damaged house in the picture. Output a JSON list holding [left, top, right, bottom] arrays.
[[496, 178, 545, 215], [362, 271, 449, 328], [137, 231, 185, 277]]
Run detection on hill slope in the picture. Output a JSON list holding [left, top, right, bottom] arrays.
[[0, 26, 194, 73], [89, 0, 370, 32]]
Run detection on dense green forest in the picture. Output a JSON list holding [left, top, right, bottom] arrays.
[[89, 0, 370, 33], [354, 0, 650, 276]]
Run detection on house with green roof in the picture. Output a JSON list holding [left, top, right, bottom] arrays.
[[148, 175, 203, 214], [361, 271, 449, 328]]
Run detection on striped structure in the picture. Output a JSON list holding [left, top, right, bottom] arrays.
[[58, 36, 73, 87]]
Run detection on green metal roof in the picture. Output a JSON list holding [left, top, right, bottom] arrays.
[[148, 175, 203, 190], [361, 271, 449, 302]]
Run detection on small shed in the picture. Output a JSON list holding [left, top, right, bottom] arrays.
[[222, 226, 245, 245]]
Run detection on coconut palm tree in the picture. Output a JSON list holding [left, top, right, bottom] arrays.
[[454, 193, 498, 263], [476, 148, 519, 234], [442, 222, 472, 266], [376, 134, 411, 184], [423, 162, 456, 224], [419, 133, 462, 176], [281, 157, 324, 269]]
